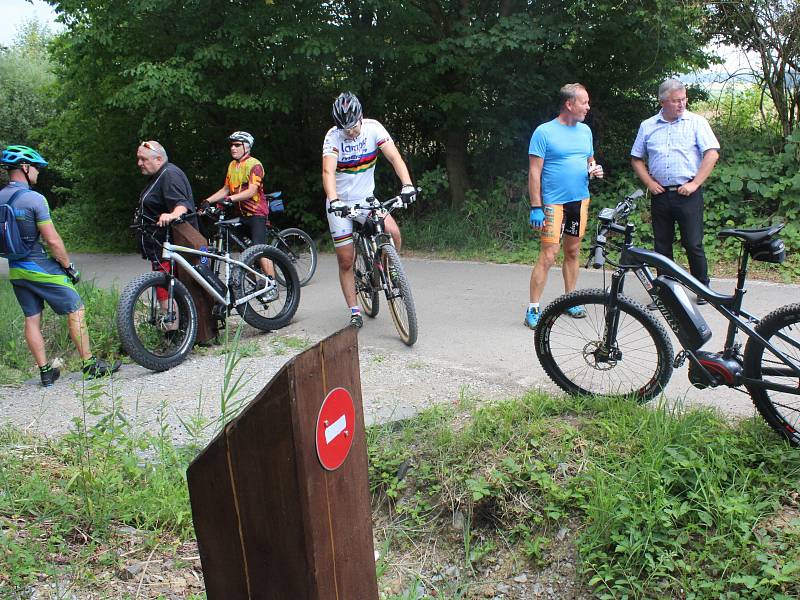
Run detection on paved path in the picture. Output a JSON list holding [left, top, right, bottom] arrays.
[[2, 252, 794, 420]]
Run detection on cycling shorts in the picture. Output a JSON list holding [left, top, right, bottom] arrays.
[[326, 198, 370, 248], [240, 215, 268, 245], [540, 198, 590, 245], [10, 258, 82, 317]]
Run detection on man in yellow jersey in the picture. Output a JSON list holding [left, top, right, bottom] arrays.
[[202, 131, 274, 278]]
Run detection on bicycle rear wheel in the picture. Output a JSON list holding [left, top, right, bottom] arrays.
[[116, 272, 197, 371], [232, 244, 300, 331], [381, 244, 418, 346], [272, 227, 317, 287], [744, 303, 800, 446], [535, 289, 673, 402], [355, 237, 379, 317]]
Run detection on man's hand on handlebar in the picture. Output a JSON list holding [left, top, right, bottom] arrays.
[[400, 185, 418, 205], [328, 199, 346, 215]]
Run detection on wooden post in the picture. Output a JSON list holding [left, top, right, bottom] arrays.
[[187, 327, 378, 599]]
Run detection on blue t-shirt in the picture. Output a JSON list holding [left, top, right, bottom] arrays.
[[528, 119, 594, 205]]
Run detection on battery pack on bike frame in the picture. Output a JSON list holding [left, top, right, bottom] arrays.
[[194, 263, 227, 299], [651, 276, 711, 350]]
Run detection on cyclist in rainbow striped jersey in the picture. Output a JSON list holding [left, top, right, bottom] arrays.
[[322, 92, 416, 329]]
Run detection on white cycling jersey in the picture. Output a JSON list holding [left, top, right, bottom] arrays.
[[322, 119, 392, 202]]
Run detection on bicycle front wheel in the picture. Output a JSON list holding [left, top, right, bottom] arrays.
[[233, 244, 300, 331], [535, 289, 673, 402], [381, 244, 418, 346], [273, 227, 317, 287], [116, 272, 197, 371], [744, 303, 800, 446], [355, 238, 379, 318]]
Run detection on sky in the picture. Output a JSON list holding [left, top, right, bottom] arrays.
[[0, 0, 62, 46]]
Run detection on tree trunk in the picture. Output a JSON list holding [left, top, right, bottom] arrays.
[[445, 128, 470, 209]]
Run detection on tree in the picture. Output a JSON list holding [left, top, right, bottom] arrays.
[[709, 0, 800, 136]]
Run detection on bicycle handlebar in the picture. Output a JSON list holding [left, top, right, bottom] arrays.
[[585, 189, 644, 269], [327, 188, 420, 217]]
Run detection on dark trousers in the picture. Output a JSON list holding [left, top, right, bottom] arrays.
[[650, 187, 709, 285]]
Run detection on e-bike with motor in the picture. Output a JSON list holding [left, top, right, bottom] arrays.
[[534, 189, 800, 445], [118, 212, 300, 371], [203, 192, 318, 286], [328, 194, 418, 346]]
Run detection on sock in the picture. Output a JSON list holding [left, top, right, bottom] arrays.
[[40, 363, 52, 373], [528, 303, 540, 311], [350, 306, 361, 315]]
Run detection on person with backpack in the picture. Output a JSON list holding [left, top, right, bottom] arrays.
[[0, 145, 119, 386]]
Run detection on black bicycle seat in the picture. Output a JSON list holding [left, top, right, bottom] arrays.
[[217, 217, 242, 226], [717, 223, 784, 244]]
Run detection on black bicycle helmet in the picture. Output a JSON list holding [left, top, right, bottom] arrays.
[[332, 92, 363, 130], [1, 145, 48, 168], [228, 131, 254, 148]]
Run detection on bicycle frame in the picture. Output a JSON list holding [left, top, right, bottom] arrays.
[[160, 242, 270, 307], [601, 223, 800, 395]]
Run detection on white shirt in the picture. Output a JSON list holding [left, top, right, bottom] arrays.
[[322, 119, 392, 202]]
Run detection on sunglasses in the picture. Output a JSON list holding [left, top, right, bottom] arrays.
[[139, 141, 159, 154], [230, 142, 244, 148]]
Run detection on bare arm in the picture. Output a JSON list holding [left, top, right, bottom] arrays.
[[528, 155, 544, 207], [680, 149, 719, 195], [229, 182, 259, 203], [379, 141, 413, 186], [631, 157, 664, 195], [322, 154, 339, 200], [37, 222, 70, 268], [203, 186, 230, 204]]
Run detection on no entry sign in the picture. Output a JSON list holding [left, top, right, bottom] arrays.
[[316, 387, 356, 471]]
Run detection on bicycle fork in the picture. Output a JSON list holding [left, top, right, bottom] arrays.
[[599, 269, 628, 362]]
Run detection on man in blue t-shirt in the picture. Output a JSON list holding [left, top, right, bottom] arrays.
[[0, 145, 119, 386], [524, 83, 603, 329]]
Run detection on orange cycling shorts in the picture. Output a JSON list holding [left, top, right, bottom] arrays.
[[540, 198, 590, 245]]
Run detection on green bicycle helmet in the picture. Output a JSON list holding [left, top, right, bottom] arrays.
[[1, 145, 48, 168]]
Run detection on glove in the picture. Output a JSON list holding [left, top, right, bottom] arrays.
[[64, 262, 81, 285], [529, 207, 545, 228], [199, 200, 211, 211], [328, 199, 346, 214], [400, 184, 417, 205]]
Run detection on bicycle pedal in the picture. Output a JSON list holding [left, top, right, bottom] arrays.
[[673, 350, 687, 368]]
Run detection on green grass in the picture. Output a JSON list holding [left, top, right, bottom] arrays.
[[3, 386, 800, 598], [0, 279, 121, 384]]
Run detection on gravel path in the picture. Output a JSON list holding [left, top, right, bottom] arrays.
[[0, 323, 526, 446]]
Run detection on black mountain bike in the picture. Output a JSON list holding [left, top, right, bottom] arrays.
[[118, 212, 300, 371], [534, 189, 800, 445], [328, 194, 418, 346], [204, 192, 317, 286]]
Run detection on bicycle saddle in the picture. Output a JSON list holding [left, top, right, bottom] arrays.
[[717, 223, 784, 244], [217, 217, 242, 226]]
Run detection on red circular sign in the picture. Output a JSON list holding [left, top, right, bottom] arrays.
[[316, 387, 356, 471]]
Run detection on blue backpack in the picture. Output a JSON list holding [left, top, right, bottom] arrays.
[[0, 189, 33, 260]]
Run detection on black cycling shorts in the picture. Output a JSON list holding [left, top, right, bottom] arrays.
[[240, 216, 268, 245]]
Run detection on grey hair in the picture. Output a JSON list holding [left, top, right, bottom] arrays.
[[658, 79, 685, 101], [559, 83, 587, 110], [140, 140, 168, 162]]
